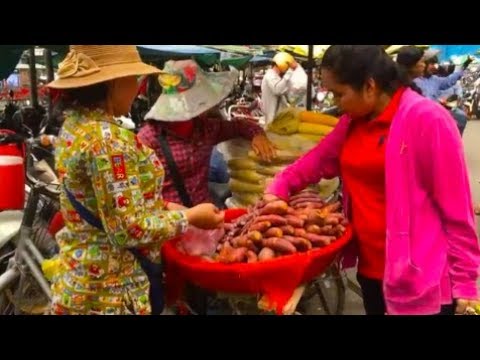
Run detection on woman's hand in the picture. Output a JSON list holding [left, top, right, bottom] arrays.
[[166, 202, 187, 211], [185, 203, 224, 230], [455, 299, 480, 315], [252, 134, 277, 163], [263, 194, 280, 203]]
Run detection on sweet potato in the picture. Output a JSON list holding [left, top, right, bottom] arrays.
[[265, 227, 283, 238], [246, 250, 258, 263], [294, 208, 310, 221], [283, 236, 312, 252], [290, 197, 324, 206], [262, 238, 297, 254], [217, 244, 234, 263], [289, 191, 319, 201], [228, 247, 249, 263], [258, 247, 276, 261], [306, 224, 321, 235], [280, 225, 295, 236], [305, 234, 336, 247], [285, 215, 305, 228], [319, 225, 336, 236], [294, 228, 308, 238], [255, 215, 287, 227], [249, 221, 272, 232], [259, 200, 289, 216], [307, 210, 326, 226], [287, 207, 296, 215], [247, 231, 263, 244], [224, 223, 235, 231], [325, 215, 340, 226], [293, 202, 325, 210], [231, 236, 252, 249], [321, 201, 342, 214], [335, 225, 346, 236]]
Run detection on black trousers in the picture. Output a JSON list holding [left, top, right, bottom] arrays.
[[357, 274, 455, 315]]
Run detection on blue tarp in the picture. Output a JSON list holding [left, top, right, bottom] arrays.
[[250, 55, 272, 64], [137, 45, 221, 67], [137, 45, 220, 56], [430, 45, 480, 61]]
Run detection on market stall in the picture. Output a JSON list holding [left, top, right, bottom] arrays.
[[162, 194, 352, 315]]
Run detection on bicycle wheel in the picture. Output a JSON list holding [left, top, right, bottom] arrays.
[[296, 264, 346, 315], [12, 271, 51, 315], [0, 288, 15, 315]]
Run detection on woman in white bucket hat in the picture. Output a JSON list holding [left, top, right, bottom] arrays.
[[139, 59, 276, 207]]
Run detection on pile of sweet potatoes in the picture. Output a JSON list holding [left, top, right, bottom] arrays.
[[214, 190, 347, 264]]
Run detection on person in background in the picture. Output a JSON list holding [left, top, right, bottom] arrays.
[[414, 51, 472, 136], [396, 46, 426, 94], [261, 52, 298, 125]]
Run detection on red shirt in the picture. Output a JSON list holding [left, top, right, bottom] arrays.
[[340, 88, 405, 280]]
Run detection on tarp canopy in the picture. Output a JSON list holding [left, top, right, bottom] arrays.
[[0, 45, 68, 81], [277, 45, 330, 59], [203, 45, 267, 56], [0, 45, 222, 80], [137, 45, 221, 67], [250, 55, 272, 64], [220, 55, 253, 69]]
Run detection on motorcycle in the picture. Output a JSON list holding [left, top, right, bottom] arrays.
[[440, 95, 468, 136], [464, 78, 480, 119]]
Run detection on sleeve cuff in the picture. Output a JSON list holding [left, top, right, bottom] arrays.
[[452, 282, 479, 300]]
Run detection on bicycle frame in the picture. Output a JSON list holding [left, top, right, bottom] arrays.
[[0, 140, 60, 308]]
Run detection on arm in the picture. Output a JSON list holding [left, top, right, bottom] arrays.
[[264, 69, 295, 96], [266, 116, 350, 200], [89, 138, 188, 251], [205, 116, 264, 145], [416, 106, 480, 300], [437, 70, 464, 91]]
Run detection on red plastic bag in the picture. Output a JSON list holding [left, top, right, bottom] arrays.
[[176, 226, 225, 258]]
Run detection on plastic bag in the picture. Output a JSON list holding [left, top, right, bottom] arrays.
[[216, 138, 251, 162], [177, 226, 225, 257], [286, 66, 308, 106]]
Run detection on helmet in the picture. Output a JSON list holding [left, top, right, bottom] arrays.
[[273, 52, 295, 73]]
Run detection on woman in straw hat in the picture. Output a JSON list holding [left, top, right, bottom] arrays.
[[47, 45, 224, 315]]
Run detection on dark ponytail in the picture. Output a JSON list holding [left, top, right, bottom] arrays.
[[321, 45, 411, 95], [396, 46, 425, 95]]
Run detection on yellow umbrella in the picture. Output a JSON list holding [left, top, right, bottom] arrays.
[[277, 45, 330, 59]]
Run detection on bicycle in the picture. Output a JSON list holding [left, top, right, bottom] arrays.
[[0, 139, 60, 315]]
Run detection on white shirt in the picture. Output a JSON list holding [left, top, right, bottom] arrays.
[[261, 68, 295, 126]]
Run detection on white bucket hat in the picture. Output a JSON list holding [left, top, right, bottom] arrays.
[[145, 59, 238, 122]]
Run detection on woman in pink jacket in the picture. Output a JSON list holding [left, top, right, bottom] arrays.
[[266, 45, 480, 315]]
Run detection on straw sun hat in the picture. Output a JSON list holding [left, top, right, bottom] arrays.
[[47, 45, 160, 89]]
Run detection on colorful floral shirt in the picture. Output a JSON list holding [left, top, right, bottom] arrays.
[[51, 108, 188, 315]]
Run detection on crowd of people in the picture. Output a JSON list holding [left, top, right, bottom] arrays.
[[34, 45, 480, 315]]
